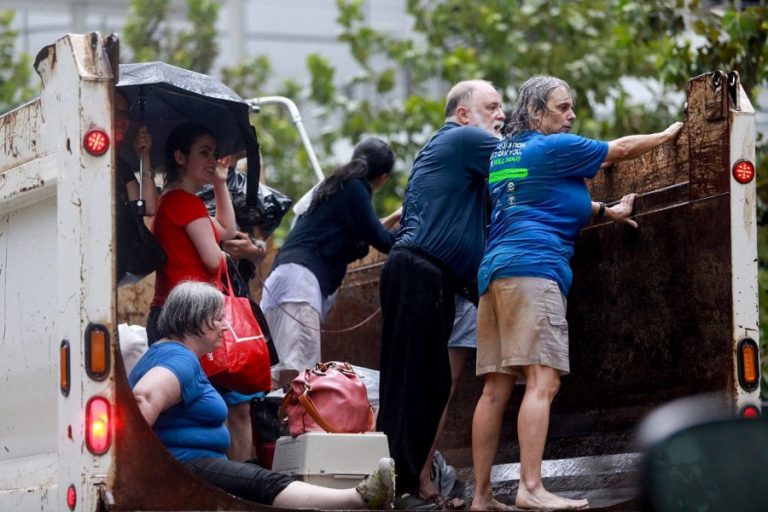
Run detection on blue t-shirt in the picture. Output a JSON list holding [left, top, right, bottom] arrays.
[[128, 342, 230, 462], [395, 122, 499, 285], [478, 131, 608, 296]]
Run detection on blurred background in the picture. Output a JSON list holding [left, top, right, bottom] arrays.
[[1, 0, 766, 396]]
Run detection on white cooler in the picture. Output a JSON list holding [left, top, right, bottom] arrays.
[[271, 432, 390, 489]]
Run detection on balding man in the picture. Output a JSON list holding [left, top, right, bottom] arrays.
[[377, 80, 504, 505]]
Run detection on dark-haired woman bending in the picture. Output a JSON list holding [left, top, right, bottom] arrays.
[[261, 137, 401, 388]]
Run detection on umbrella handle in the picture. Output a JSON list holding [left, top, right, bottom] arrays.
[[136, 85, 148, 215], [135, 158, 146, 216]]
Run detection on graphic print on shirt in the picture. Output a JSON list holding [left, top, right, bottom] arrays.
[[490, 140, 528, 213]]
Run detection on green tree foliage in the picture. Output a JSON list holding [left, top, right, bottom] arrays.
[[123, 0, 219, 73], [330, 0, 687, 144], [221, 53, 328, 236], [0, 10, 35, 114]]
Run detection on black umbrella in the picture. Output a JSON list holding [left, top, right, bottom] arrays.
[[116, 61, 261, 205]]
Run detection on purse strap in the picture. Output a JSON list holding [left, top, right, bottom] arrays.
[[297, 392, 341, 433], [215, 253, 234, 295], [277, 369, 342, 433]]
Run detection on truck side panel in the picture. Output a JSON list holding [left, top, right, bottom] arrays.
[[0, 59, 60, 509], [1, 96, 44, 171], [0, 192, 58, 509]]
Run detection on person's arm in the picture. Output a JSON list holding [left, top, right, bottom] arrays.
[[209, 158, 237, 242], [348, 183, 395, 253], [605, 122, 683, 163], [135, 126, 158, 215], [186, 218, 225, 273], [380, 206, 402, 230], [125, 126, 159, 215], [591, 193, 638, 228], [222, 231, 267, 264], [133, 366, 182, 427]]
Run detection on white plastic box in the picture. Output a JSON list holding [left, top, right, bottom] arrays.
[[271, 432, 390, 489]]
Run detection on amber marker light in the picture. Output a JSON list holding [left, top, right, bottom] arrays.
[[60, 338, 70, 396], [84, 323, 110, 381], [737, 338, 760, 391]]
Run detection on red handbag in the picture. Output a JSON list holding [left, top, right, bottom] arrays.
[[199, 261, 271, 394], [279, 361, 375, 436]]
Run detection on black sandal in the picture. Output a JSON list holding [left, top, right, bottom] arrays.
[[395, 493, 441, 510], [423, 493, 466, 510]]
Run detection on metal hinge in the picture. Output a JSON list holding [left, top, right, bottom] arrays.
[[97, 484, 116, 512]]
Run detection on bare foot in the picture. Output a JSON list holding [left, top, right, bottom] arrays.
[[516, 486, 588, 510], [471, 493, 513, 511], [419, 479, 440, 502]]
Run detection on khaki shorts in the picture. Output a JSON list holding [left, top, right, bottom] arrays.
[[476, 277, 570, 378]]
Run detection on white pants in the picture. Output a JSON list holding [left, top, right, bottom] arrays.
[[264, 301, 322, 381]]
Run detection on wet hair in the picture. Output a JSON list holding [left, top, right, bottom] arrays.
[[163, 122, 215, 186], [504, 76, 572, 138], [306, 137, 395, 214], [156, 281, 224, 340], [444, 79, 495, 118]]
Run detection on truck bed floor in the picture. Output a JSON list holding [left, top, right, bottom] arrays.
[[453, 453, 640, 511]]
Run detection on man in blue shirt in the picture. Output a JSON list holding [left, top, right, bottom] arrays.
[[470, 76, 683, 511], [377, 79, 505, 502]]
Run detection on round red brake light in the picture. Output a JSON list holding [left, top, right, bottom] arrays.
[[83, 129, 110, 156], [732, 160, 755, 184], [740, 405, 761, 419]]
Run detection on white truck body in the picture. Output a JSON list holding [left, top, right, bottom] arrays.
[[1, 33, 115, 512]]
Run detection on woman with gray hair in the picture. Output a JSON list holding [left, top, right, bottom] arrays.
[[130, 281, 396, 509], [470, 76, 683, 511]]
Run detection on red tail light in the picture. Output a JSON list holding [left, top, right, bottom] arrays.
[[83, 129, 110, 156], [732, 159, 755, 184], [66, 484, 77, 510], [85, 397, 111, 455], [740, 405, 761, 419]]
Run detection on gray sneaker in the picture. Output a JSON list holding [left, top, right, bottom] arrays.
[[356, 457, 396, 509]]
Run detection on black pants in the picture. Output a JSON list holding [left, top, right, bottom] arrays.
[[377, 247, 455, 494], [182, 457, 294, 505]]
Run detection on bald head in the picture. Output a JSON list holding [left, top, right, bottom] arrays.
[[444, 80, 505, 138], [444, 80, 491, 117]]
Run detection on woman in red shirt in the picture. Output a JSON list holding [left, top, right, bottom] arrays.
[[146, 122, 237, 343]]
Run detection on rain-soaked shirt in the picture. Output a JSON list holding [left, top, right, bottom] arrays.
[[478, 131, 608, 296], [395, 122, 499, 285]]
